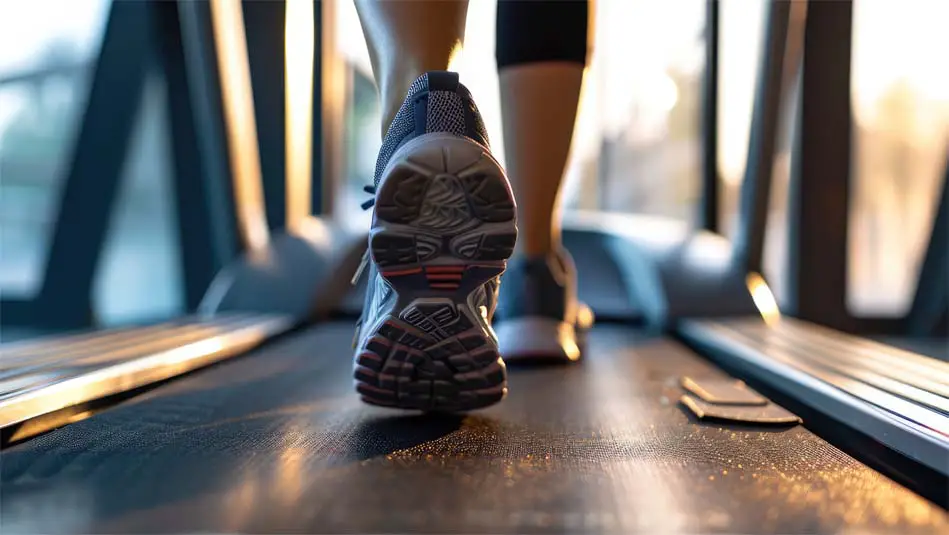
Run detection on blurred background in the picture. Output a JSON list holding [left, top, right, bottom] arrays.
[[1, 0, 946, 327]]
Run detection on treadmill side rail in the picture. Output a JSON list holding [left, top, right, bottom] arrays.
[[680, 317, 949, 476], [0, 313, 292, 431]]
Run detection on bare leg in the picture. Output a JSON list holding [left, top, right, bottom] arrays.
[[496, 0, 588, 257], [500, 65, 584, 256], [493, 1, 590, 363], [354, 0, 469, 136]]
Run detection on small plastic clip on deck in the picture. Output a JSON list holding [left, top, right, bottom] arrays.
[[679, 376, 801, 426], [680, 394, 802, 426], [681, 376, 768, 406]]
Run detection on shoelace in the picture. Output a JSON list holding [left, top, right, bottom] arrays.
[[351, 184, 377, 285], [360, 185, 376, 210]]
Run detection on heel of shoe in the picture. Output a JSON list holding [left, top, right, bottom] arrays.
[[371, 132, 516, 267], [354, 133, 516, 411]]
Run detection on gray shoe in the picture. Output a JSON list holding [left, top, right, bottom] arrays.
[[351, 71, 516, 411], [494, 249, 591, 363]]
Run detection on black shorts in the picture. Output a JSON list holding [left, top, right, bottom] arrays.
[[496, 0, 589, 69]]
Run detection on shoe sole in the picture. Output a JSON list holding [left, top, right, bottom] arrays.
[[354, 133, 517, 412]]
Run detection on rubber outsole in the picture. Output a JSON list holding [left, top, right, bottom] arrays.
[[354, 133, 516, 412]]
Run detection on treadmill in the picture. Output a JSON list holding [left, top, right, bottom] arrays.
[[2, 1, 947, 533]]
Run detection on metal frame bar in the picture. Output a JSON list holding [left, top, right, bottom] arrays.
[[699, 0, 720, 233], [732, 0, 791, 274], [311, 0, 325, 215], [784, 0, 853, 331], [0, 0, 153, 329], [152, 0, 237, 311], [177, 0, 244, 261], [317, 0, 346, 217], [907, 154, 949, 336], [204, 0, 271, 253], [243, 0, 288, 231]]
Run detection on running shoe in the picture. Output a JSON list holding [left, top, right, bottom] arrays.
[[494, 248, 590, 363], [351, 72, 517, 411]]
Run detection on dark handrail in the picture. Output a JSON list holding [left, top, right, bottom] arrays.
[[907, 152, 949, 336], [699, 0, 720, 233], [732, 0, 792, 274]]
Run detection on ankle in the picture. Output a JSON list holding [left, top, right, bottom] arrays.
[[515, 237, 563, 259], [378, 65, 446, 136]]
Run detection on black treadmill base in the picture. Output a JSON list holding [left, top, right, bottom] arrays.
[[2, 324, 946, 533]]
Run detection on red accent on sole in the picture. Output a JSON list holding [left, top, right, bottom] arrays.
[[427, 273, 463, 280], [425, 265, 466, 273]]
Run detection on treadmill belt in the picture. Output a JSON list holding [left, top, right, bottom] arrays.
[[2, 323, 946, 533]]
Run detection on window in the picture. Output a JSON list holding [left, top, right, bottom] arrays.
[[0, 0, 110, 297], [334, 0, 377, 233], [848, 0, 949, 316], [716, 0, 767, 239], [92, 73, 183, 326], [332, 0, 706, 229], [585, 0, 705, 221]]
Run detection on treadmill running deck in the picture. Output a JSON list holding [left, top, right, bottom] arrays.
[[2, 323, 946, 533]]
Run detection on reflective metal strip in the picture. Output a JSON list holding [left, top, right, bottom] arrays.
[[0, 315, 292, 428], [716, 323, 949, 413], [702, 323, 949, 434], [776, 320, 949, 387], [0, 314, 256, 360], [0, 316, 267, 380]]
